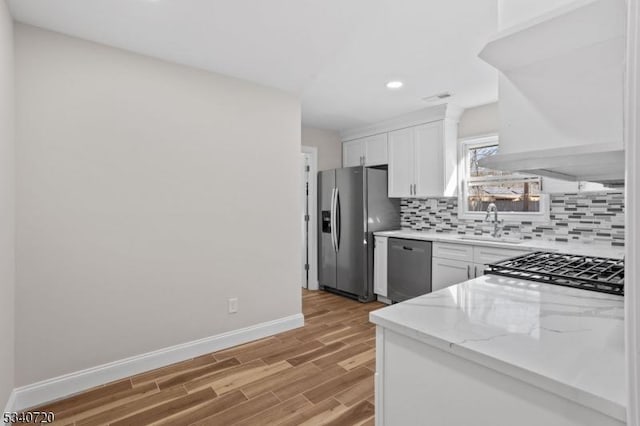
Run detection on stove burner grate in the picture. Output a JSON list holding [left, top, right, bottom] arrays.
[[485, 251, 624, 295]]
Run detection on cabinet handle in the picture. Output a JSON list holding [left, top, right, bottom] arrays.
[[467, 265, 470, 279], [475, 265, 478, 277], [412, 184, 416, 195]]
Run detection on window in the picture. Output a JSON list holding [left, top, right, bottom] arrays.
[[459, 136, 549, 221]]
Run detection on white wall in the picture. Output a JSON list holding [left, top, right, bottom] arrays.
[[625, 1, 640, 424], [15, 24, 301, 386], [301, 126, 341, 171], [0, 0, 15, 409], [458, 102, 499, 138], [498, 0, 578, 29]]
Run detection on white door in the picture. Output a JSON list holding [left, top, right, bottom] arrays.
[[365, 133, 389, 166], [343, 140, 364, 167], [414, 121, 444, 197], [388, 127, 414, 197], [432, 258, 472, 292]]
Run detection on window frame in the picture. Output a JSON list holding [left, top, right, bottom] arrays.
[[457, 135, 550, 222]]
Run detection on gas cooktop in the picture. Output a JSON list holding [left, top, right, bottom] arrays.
[[485, 251, 624, 296]]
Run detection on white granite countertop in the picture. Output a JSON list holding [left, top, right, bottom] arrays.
[[370, 275, 626, 421], [374, 229, 625, 259]]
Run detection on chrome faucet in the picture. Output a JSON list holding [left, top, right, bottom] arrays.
[[485, 203, 504, 238]]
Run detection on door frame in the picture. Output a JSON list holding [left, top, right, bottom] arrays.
[[624, 0, 640, 426], [302, 146, 319, 290], [626, 0, 639, 424]]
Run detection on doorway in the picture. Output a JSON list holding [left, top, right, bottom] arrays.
[[301, 146, 318, 290]]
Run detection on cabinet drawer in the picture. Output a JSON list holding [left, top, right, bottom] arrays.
[[432, 242, 473, 262], [473, 246, 530, 265]]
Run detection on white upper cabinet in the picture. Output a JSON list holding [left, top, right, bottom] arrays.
[[387, 127, 414, 197], [364, 134, 388, 166], [388, 120, 458, 198], [341, 104, 462, 197], [342, 134, 388, 167], [343, 139, 365, 167], [414, 122, 444, 197]]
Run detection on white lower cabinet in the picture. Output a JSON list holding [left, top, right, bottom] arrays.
[[473, 245, 529, 265], [374, 236, 388, 297], [432, 258, 473, 292], [473, 262, 486, 278], [432, 242, 529, 292]]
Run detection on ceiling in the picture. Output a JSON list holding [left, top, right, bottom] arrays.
[[8, 0, 499, 131]]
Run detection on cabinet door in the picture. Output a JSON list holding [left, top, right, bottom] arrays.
[[364, 134, 388, 166], [432, 258, 472, 292], [374, 237, 388, 297], [473, 262, 486, 278], [343, 140, 364, 167], [414, 121, 444, 197], [387, 127, 414, 197]]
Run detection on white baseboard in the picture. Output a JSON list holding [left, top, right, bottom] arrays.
[[11, 313, 304, 411], [3, 390, 16, 424]]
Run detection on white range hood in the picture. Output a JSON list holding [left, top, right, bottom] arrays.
[[479, 143, 625, 186], [477, 0, 626, 185]]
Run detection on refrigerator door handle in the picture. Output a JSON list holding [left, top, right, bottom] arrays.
[[335, 188, 341, 251], [330, 188, 337, 252]]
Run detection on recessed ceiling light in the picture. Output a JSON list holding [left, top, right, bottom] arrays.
[[386, 81, 404, 89]]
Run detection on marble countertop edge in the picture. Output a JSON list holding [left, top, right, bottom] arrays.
[[370, 306, 627, 422]]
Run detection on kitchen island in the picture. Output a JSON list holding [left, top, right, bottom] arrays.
[[370, 275, 626, 426]]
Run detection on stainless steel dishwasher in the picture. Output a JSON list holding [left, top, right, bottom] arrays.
[[387, 238, 432, 303]]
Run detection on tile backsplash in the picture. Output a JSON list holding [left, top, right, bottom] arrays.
[[400, 191, 625, 247]]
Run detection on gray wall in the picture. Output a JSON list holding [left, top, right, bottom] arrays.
[[15, 24, 302, 386], [301, 126, 341, 171], [0, 0, 15, 408]]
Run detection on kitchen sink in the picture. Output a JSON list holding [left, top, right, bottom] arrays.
[[457, 235, 524, 245]]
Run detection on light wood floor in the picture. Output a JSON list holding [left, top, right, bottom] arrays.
[[32, 289, 383, 425]]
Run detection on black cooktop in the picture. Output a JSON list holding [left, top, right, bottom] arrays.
[[485, 251, 624, 296]]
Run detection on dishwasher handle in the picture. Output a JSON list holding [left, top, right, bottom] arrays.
[[402, 246, 414, 251]]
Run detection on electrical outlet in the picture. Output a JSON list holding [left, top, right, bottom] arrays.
[[228, 298, 238, 314]]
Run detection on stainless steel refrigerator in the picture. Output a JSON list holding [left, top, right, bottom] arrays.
[[318, 166, 400, 302]]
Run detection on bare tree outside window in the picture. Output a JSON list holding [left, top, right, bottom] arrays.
[[465, 143, 541, 213]]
